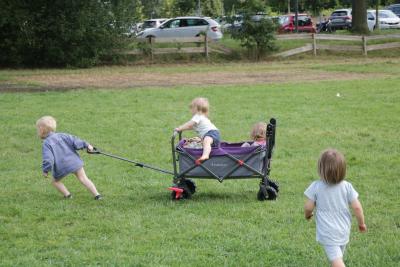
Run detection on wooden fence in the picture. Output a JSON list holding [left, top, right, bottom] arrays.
[[124, 35, 229, 60], [275, 33, 400, 57]]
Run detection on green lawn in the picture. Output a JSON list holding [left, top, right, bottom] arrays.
[[0, 70, 399, 266]]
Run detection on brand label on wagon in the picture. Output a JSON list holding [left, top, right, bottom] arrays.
[[211, 162, 228, 167]]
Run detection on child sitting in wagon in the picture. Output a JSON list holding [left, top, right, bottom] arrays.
[[241, 122, 267, 147]]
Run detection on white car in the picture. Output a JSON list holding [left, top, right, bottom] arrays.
[[368, 9, 400, 29], [136, 17, 223, 40], [141, 18, 168, 30]]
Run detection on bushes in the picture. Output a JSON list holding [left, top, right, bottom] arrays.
[[0, 0, 140, 67], [230, 0, 277, 60], [231, 17, 277, 60]]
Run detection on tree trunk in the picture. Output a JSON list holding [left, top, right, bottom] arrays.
[[352, 0, 369, 34], [375, 0, 379, 30]]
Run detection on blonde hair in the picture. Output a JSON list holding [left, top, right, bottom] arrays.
[[251, 122, 267, 141], [36, 116, 56, 138], [318, 149, 346, 184], [190, 97, 210, 116]]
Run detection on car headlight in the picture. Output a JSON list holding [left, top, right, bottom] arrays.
[[380, 21, 388, 24], [136, 31, 144, 37]]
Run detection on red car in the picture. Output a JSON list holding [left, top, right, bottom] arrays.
[[277, 14, 316, 33]]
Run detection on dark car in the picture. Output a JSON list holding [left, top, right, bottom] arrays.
[[277, 14, 316, 33], [387, 4, 400, 17], [328, 9, 352, 30]]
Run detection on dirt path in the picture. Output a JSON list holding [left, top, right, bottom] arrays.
[[0, 60, 394, 92]]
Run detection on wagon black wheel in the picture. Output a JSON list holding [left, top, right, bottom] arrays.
[[269, 180, 279, 193], [266, 186, 278, 200], [257, 185, 267, 201], [171, 190, 179, 200], [182, 179, 196, 195]]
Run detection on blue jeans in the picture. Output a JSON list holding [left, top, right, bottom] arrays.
[[203, 130, 220, 147]]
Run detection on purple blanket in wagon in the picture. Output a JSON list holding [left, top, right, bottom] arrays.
[[177, 140, 264, 157]]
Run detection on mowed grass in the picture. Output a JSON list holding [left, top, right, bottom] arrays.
[[1, 76, 400, 266]]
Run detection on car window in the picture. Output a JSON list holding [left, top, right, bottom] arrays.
[[379, 11, 397, 18], [367, 12, 375, 20], [331, 11, 348, 17], [298, 16, 312, 26], [163, 19, 180, 28], [279, 16, 289, 25], [143, 21, 157, 29]]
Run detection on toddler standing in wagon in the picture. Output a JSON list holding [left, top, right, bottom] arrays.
[[175, 97, 220, 162], [36, 116, 102, 200], [304, 149, 366, 267]]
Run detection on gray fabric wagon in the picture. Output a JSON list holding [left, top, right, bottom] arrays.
[[170, 118, 279, 200]]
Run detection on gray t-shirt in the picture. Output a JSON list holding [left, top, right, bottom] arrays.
[[304, 180, 359, 245]]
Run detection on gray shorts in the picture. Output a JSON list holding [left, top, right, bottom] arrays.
[[323, 244, 347, 262]]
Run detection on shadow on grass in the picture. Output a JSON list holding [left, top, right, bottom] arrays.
[[146, 189, 270, 204]]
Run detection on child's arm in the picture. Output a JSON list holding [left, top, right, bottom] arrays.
[[351, 199, 367, 232], [304, 199, 315, 220], [42, 144, 54, 177], [65, 134, 90, 150], [175, 120, 195, 132]]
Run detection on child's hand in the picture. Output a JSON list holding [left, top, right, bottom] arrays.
[[43, 172, 48, 178], [174, 128, 181, 132], [359, 224, 367, 233], [87, 144, 94, 152]]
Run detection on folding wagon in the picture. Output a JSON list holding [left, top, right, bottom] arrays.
[[90, 118, 279, 201], [169, 118, 279, 200]]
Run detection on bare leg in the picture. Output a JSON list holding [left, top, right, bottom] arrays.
[[199, 136, 213, 161], [332, 258, 345, 267], [52, 180, 70, 197], [74, 167, 100, 197]]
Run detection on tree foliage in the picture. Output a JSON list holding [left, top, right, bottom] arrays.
[[231, 0, 277, 60], [0, 0, 143, 67]]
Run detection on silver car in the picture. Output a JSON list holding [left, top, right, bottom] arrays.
[[369, 10, 400, 29], [136, 16, 223, 40]]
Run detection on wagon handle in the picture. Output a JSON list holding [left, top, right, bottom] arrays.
[[171, 130, 182, 179], [87, 146, 101, 154]]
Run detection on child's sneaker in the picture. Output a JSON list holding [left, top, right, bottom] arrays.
[[94, 194, 103, 200], [64, 194, 72, 199]]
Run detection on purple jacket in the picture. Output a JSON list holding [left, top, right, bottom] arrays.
[[42, 132, 88, 179]]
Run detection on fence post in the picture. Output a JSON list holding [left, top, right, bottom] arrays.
[[312, 33, 317, 56], [362, 35, 367, 56], [204, 34, 209, 60], [149, 36, 154, 62]]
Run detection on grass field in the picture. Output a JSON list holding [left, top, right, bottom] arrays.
[[1, 61, 399, 266]]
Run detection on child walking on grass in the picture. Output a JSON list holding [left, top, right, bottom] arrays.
[[36, 116, 102, 200], [304, 149, 366, 267], [175, 97, 220, 162]]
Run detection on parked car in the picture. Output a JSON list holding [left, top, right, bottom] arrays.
[[221, 15, 243, 32], [387, 4, 400, 17], [367, 10, 377, 31], [369, 9, 400, 29], [124, 22, 143, 37], [328, 9, 352, 30], [328, 9, 376, 32], [277, 14, 316, 33], [142, 18, 167, 30], [136, 17, 223, 40]]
